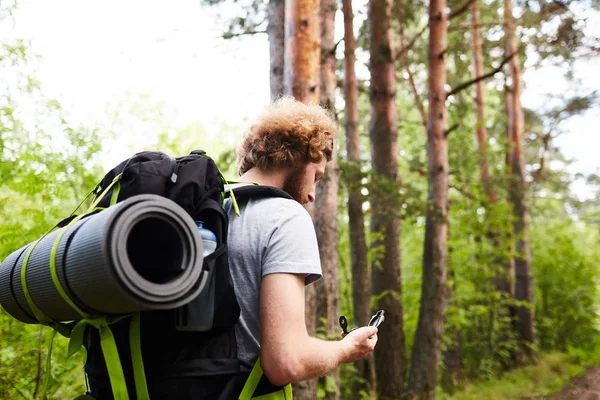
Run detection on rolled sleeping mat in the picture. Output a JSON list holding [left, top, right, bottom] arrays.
[[0, 194, 205, 323]]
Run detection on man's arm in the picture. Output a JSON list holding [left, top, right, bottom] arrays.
[[260, 273, 378, 386]]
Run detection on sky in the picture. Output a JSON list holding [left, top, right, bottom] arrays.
[[2, 0, 599, 198]]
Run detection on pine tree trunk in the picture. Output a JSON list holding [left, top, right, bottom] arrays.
[[368, 0, 405, 397], [284, 0, 321, 397], [503, 0, 535, 360], [441, 308, 464, 394], [284, 0, 320, 104], [473, 0, 512, 296], [293, 282, 318, 400], [407, 0, 449, 397], [472, 0, 496, 208], [315, 0, 340, 397], [268, 0, 285, 101], [441, 228, 463, 393], [472, 0, 514, 368], [342, 0, 375, 393]]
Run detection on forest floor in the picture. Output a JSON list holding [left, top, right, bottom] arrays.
[[440, 353, 600, 400], [549, 366, 600, 400]]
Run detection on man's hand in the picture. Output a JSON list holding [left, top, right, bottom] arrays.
[[340, 326, 378, 363], [260, 273, 379, 385]]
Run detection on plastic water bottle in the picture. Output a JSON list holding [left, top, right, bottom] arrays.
[[195, 221, 217, 257]]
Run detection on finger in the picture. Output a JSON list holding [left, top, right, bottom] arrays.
[[366, 326, 378, 336]]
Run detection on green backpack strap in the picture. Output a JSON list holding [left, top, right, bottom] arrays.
[[238, 358, 293, 400], [129, 313, 149, 400]]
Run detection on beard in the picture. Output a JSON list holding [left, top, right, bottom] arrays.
[[282, 167, 309, 204]]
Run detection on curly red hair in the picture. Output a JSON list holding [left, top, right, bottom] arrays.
[[237, 97, 338, 175]]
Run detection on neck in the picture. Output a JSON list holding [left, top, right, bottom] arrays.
[[238, 167, 288, 189]]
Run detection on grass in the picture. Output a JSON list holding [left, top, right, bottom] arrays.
[[437, 350, 600, 400]]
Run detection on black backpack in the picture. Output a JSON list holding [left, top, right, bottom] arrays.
[[83, 150, 292, 400]]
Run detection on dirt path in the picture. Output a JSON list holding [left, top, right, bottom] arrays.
[[550, 366, 600, 400]]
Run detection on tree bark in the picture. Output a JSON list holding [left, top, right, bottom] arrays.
[[293, 282, 318, 400], [268, 0, 286, 101], [284, 0, 321, 104], [342, 0, 375, 393], [441, 226, 463, 393], [472, 0, 495, 208], [368, 0, 405, 398], [441, 304, 464, 394], [284, 0, 321, 397], [471, 0, 514, 370], [473, 0, 513, 297], [315, 0, 340, 397], [407, 0, 449, 397], [503, 0, 535, 360]]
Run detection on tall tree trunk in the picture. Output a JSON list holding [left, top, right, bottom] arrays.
[[503, 0, 535, 360], [473, 0, 513, 296], [472, 0, 513, 369], [294, 282, 318, 400], [441, 273, 464, 394], [284, 0, 321, 397], [441, 225, 463, 393], [368, 0, 405, 397], [268, 0, 286, 101], [472, 0, 496, 208], [284, 0, 320, 104], [343, 0, 375, 393], [407, 0, 449, 397], [315, 0, 340, 398]]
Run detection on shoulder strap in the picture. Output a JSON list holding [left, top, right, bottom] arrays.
[[229, 184, 293, 202]]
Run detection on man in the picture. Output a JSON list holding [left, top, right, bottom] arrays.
[[228, 97, 378, 397]]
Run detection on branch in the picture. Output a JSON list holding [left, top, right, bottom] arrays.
[[395, 25, 427, 60], [448, 22, 503, 32], [445, 123, 460, 137], [450, 183, 476, 199], [395, 0, 478, 58], [398, 30, 427, 133], [446, 50, 518, 98], [221, 30, 267, 39], [332, 38, 344, 55], [448, 0, 477, 21], [532, 132, 552, 183]]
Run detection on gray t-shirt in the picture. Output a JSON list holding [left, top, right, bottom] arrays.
[[226, 196, 322, 371]]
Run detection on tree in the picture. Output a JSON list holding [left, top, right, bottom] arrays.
[[284, 0, 321, 103], [407, 0, 449, 397], [268, 0, 286, 100], [368, 0, 405, 397], [503, 0, 535, 360], [342, 0, 374, 393], [471, 0, 496, 210], [284, 0, 321, 397], [314, 0, 341, 397]]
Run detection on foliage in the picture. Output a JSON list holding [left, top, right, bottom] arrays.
[[437, 351, 600, 400], [0, 6, 104, 397], [532, 215, 600, 352]]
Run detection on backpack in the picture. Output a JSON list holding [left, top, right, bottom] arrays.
[[82, 150, 293, 400]]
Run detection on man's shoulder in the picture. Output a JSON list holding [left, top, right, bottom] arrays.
[[245, 196, 309, 220]]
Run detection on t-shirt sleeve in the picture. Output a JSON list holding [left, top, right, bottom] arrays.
[[261, 200, 323, 285]]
